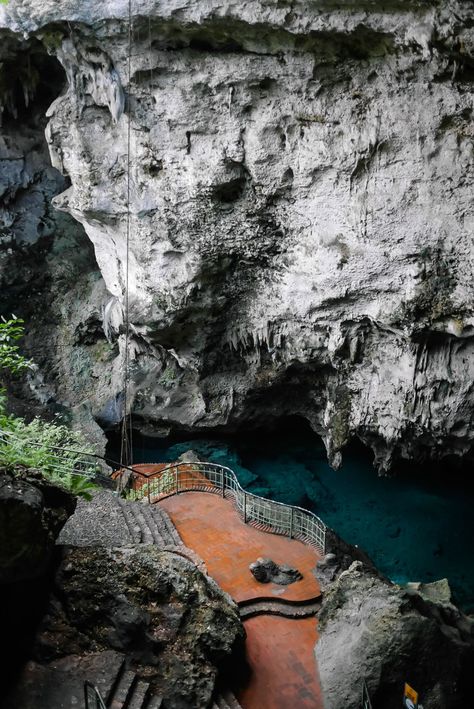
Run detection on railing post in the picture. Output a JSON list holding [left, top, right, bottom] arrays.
[[176, 465, 179, 493], [289, 507, 294, 539], [222, 468, 225, 497], [147, 479, 150, 504], [243, 492, 247, 523]]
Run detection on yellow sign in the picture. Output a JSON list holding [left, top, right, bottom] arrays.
[[404, 683, 418, 708]]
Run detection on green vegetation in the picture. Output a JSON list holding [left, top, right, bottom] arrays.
[[0, 317, 98, 499], [40, 29, 64, 52], [0, 316, 31, 374], [126, 468, 176, 501]]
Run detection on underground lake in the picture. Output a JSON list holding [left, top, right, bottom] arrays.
[[109, 420, 474, 613]]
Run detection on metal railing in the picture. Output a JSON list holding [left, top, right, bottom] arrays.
[[126, 461, 327, 554], [0, 428, 134, 488], [362, 679, 373, 709], [84, 682, 107, 709], [0, 428, 326, 554]]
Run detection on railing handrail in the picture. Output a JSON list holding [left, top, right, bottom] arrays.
[[0, 428, 139, 479], [0, 428, 327, 554], [84, 681, 107, 709], [150, 459, 326, 526], [129, 460, 327, 554]]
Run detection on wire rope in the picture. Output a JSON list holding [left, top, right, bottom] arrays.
[[120, 0, 134, 469]]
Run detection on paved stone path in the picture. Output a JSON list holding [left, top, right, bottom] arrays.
[[160, 492, 324, 709]]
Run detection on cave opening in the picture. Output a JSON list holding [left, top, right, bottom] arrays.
[[0, 38, 66, 127]]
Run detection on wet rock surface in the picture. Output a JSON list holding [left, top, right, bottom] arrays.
[[315, 561, 474, 709]]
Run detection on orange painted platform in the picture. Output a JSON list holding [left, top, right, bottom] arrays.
[[159, 492, 324, 708], [160, 492, 321, 604], [238, 616, 323, 709]]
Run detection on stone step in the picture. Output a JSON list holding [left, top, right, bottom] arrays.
[[127, 504, 155, 545], [103, 656, 127, 704], [108, 669, 137, 708], [220, 690, 243, 708], [155, 507, 182, 546], [105, 665, 165, 709], [213, 691, 242, 709], [143, 694, 163, 709], [116, 495, 143, 544], [117, 494, 183, 549], [140, 503, 168, 547], [127, 679, 150, 709], [239, 598, 321, 621]]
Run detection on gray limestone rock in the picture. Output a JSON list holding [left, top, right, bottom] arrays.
[[315, 562, 474, 709], [0, 2, 473, 470], [31, 544, 245, 709]]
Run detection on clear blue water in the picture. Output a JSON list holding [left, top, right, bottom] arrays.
[[122, 425, 474, 612]]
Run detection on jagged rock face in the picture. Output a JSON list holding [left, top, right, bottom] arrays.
[[31, 544, 244, 708], [0, 467, 76, 583], [0, 33, 115, 445], [1, 1, 474, 469], [315, 562, 474, 709]]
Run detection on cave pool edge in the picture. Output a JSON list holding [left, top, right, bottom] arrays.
[[107, 419, 474, 614]]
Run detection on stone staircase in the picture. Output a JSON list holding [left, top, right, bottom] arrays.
[[6, 641, 242, 709], [59, 490, 184, 550], [105, 659, 163, 709], [212, 689, 244, 709], [4, 651, 164, 709], [116, 495, 183, 547]]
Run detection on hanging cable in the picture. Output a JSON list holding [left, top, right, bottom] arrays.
[[120, 0, 133, 469]]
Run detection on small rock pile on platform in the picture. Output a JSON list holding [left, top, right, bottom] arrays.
[[249, 557, 303, 585]]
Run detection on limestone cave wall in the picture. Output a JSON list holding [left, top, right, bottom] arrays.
[[1, 1, 474, 470]]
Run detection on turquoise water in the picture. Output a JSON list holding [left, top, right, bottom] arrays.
[[122, 424, 474, 612]]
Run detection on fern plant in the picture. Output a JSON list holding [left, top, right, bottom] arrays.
[[0, 317, 98, 499], [0, 316, 32, 375]]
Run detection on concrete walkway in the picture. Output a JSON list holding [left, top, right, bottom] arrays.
[[160, 492, 324, 709]]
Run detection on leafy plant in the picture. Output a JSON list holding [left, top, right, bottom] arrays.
[[0, 316, 32, 375], [0, 316, 98, 499], [0, 411, 99, 500], [126, 468, 175, 501]]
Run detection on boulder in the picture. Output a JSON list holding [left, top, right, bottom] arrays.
[[315, 562, 474, 709], [405, 578, 452, 606], [177, 449, 202, 464], [249, 557, 303, 585], [31, 544, 245, 709], [0, 467, 76, 584]]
